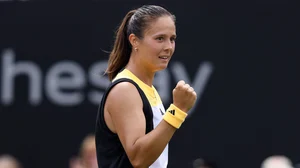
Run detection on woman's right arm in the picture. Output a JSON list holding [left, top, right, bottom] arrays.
[[106, 80, 196, 168]]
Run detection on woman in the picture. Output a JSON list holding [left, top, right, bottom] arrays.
[[95, 5, 197, 168]]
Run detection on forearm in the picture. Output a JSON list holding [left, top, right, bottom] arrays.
[[130, 120, 176, 167]]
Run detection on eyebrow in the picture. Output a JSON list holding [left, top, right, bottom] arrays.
[[155, 34, 177, 37]]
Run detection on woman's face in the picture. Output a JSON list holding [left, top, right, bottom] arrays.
[[137, 16, 176, 72]]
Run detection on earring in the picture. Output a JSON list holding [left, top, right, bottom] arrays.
[[134, 47, 138, 51]]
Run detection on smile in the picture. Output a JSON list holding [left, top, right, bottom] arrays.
[[159, 56, 169, 59]]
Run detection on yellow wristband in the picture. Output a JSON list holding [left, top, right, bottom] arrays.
[[163, 104, 188, 129]]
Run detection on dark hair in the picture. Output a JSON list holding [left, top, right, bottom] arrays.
[[105, 5, 176, 81]]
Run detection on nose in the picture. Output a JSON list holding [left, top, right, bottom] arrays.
[[164, 40, 174, 51]]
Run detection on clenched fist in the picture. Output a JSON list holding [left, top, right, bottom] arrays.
[[172, 80, 197, 113]]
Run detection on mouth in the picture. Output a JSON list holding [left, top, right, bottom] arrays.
[[158, 56, 170, 60]]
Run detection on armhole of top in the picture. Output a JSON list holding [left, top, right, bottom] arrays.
[[96, 78, 153, 136]]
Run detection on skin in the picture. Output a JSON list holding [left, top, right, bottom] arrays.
[[80, 135, 98, 168], [0, 155, 21, 168], [127, 15, 177, 87], [104, 16, 196, 168]]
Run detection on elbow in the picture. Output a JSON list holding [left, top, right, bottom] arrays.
[[128, 147, 148, 168], [131, 159, 150, 168], [130, 157, 153, 168], [131, 159, 144, 168], [129, 153, 146, 168]]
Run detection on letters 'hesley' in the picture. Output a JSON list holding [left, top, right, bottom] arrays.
[[0, 48, 214, 117]]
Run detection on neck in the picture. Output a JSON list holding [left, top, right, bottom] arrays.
[[126, 56, 155, 87]]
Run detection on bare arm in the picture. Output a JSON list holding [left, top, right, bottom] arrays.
[[106, 82, 176, 168]]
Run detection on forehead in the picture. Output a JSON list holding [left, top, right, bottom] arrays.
[[144, 16, 176, 36]]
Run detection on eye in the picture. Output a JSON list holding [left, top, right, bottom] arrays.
[[156, 37, 164, 41], [170, 37, 176, 42]]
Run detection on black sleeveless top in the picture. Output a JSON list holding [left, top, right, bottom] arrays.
[[95, 78, 154, 168]]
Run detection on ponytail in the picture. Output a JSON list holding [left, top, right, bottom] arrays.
[[105, 5, 175, 81], [105, 10, 136, 81]]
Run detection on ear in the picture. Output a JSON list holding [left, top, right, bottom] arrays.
[[129, 33, 139, 48]]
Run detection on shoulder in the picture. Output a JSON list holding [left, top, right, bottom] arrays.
[[110, 81, 138, 96], [106, 81, 143, 107]]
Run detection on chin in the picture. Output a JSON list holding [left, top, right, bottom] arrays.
[[155, 64, 169, 72]]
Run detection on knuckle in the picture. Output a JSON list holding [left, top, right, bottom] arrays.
[[178, 80, 185, 85], [176, 82, 184, 88], [193, 91, 197, 96]]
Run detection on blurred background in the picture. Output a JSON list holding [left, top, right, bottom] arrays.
[[0, 0, 299, 168]]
